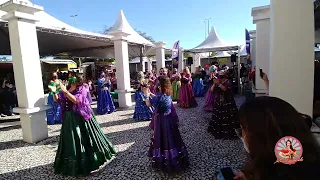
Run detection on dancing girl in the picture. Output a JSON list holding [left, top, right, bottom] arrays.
[[143, 76, 188, 172], [96, 72, 115, 115], [133, 71, 154, 121], [208, 71, 239, 139], [51, 75, 116, 176], [178, 67, 197, 108], [46, 72, 62, 124], [170, 68, 181, 101]]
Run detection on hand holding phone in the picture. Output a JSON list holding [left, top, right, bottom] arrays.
[[220, 167, 235, 180]]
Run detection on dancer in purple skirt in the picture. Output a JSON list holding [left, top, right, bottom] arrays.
[[203, 65, 218, 112], [143, 76, 188, 172]]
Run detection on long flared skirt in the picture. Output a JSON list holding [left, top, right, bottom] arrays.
[[148, 111, 188, 172], [97, 89, 115, 115], [208, 98, 240, 139], [172, 81, 181, 101], [46, 94, 62, 124], [178, 83, 197, 108], [192, 79, 205, 97], [54, 111, 116, 176], [203, 89, 217, 112], [133, 101, 154, 121]]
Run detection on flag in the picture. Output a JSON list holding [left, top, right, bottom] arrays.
[[172, 40, 180, 69], [245, 29, 251, 55]]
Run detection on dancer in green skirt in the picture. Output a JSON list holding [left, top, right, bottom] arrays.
[[49, 75, 116, 177], [170, 68, 181, 101]]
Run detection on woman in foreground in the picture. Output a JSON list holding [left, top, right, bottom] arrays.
[[51, 75, 116, 177], [143, 76, 188, 172], [234, 96, 320, 180]]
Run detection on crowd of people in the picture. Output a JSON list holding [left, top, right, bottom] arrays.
[[0, 73, 17, 117], [3, 61, 319, 179]]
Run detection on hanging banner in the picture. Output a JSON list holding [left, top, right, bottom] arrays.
[[245, 29, 251, 55], [172, 40, 180, 69]]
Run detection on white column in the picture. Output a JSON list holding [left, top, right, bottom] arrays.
[[249, 30, 256, 68], [110, 31, 132, 107], [147, 58, 152, 71], [252, 6, 270, 94], [269, 0, 314, 116], [178, 48, 184, 73], [141, 58, 146, 72], [155, 41, 166, 74], [191, 54, 201, 72], [0, 1, 49, 143]]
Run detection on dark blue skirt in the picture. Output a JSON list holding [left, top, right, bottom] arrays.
[[46, 94, 62, 124], [192, 79, 205, 97], [97, 89, 115, 115]]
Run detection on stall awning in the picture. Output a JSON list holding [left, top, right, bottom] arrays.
[[40, 59, 76, 65]]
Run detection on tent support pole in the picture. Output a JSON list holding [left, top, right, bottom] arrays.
[[237, 46, 241, 94]]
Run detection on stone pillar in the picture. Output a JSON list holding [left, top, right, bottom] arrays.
[[155, 41, 166, 74], [252, 6, 270, 94], [110, 31, 132, 108], [269, 0, 314, 116], [191, 53, 201, 73], [141, 58, 146, 72], [0, 0, 49, 143], [147, 58, 152, 71], [178, 48, 184, 73], [249, 30, 256, 68]]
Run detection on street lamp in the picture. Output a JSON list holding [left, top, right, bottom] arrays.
[[204, 20, 207, 39], [205, 18, 212, 35], [70, 14, 78, 27]]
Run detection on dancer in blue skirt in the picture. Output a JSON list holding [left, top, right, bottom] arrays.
[[133, 71, 154, 121], [96, 72, 115, 115], [46, 72, 62, 124]]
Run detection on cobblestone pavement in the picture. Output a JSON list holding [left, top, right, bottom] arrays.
[[0, 96, 247, 180]]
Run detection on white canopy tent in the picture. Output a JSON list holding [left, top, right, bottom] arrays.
[[185, 27, 241, 92], [214, 51, 231, 58], [0, 1, 154, 57], [129, 57, 171, 64]]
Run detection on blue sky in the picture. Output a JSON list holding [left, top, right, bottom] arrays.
[[32, 0, 268, 49]]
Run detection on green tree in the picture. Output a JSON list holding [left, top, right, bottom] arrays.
[[209, 52, 217, 57], [184, 53, 191, 59]]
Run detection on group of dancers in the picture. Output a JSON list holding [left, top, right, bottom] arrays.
[[46, 71, 116, 124], [133, 65, 239, 139], [45, 63, 240, 176]]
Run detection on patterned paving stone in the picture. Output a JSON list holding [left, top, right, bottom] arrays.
[[0, 96, 248, 180]]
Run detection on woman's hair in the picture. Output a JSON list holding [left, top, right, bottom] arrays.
[[52, 72, 58, 80], [239, 96, 320, 179], [183, 67, 190, 74], [158, 76, 172, 96], [286, 140, 294, 151], [137, 71, 144, 80]]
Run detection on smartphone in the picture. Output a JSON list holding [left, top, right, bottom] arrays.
[[259, 68, 264, 79], [220, 167, 235, 180]]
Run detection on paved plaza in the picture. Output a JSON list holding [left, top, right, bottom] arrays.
[[0, 97, 247, 180]]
